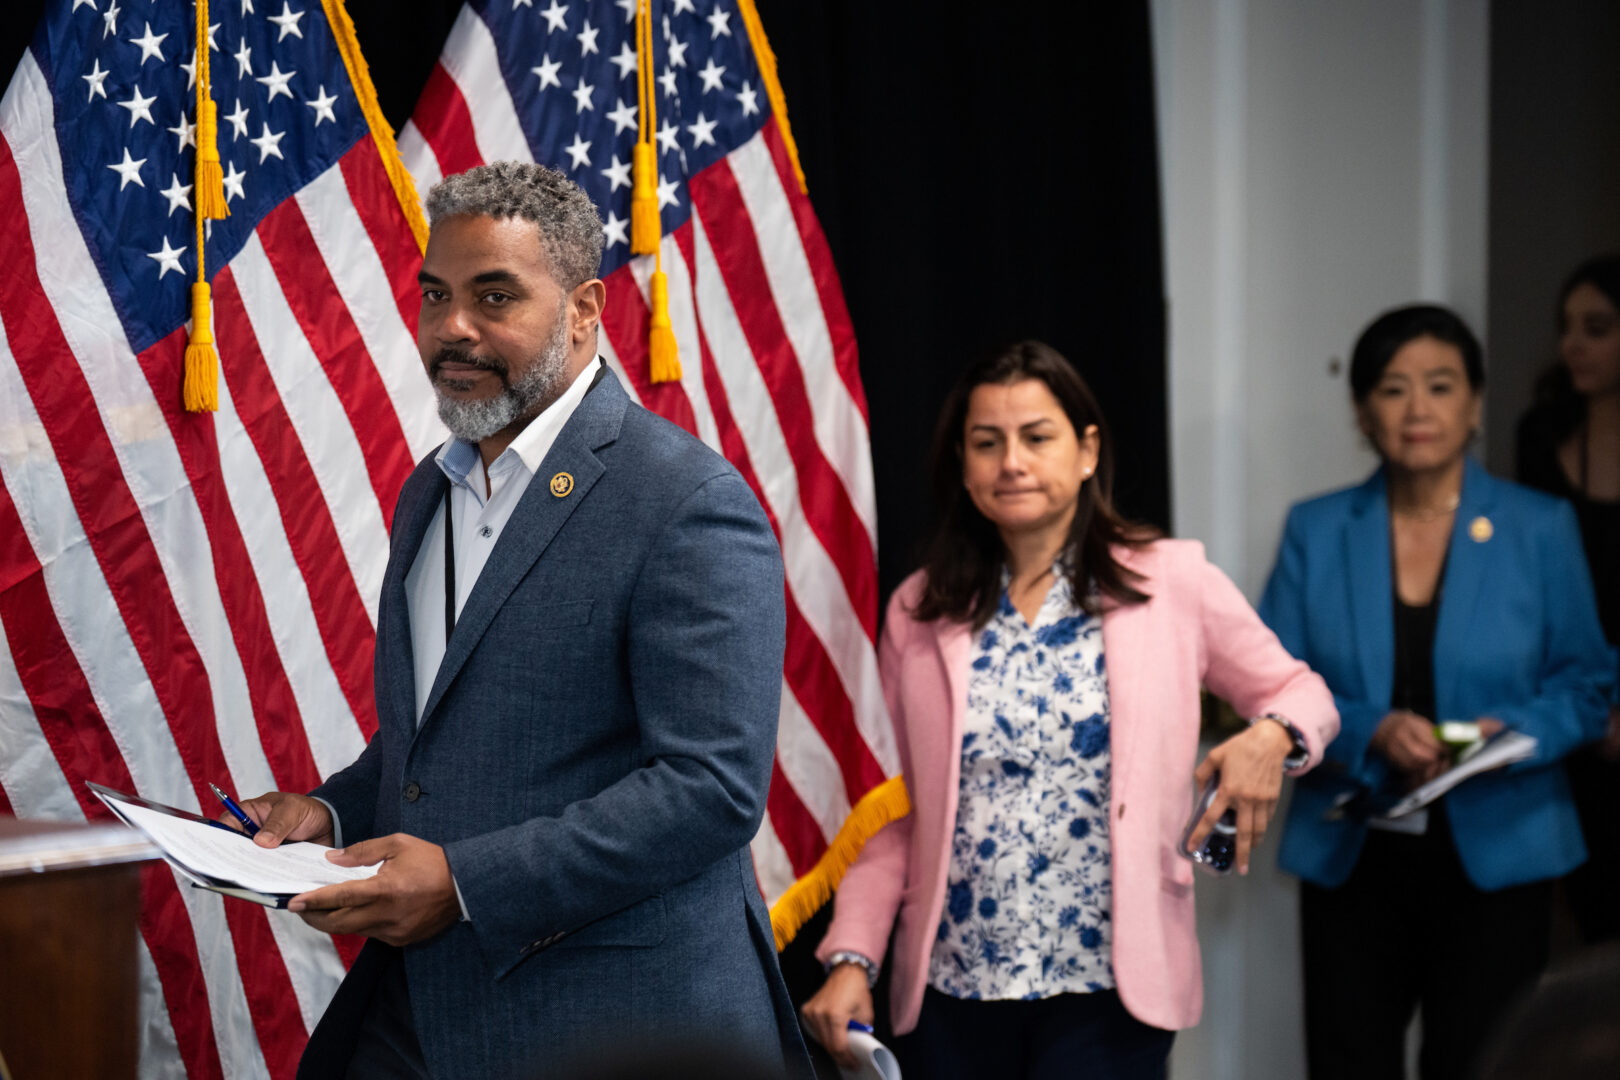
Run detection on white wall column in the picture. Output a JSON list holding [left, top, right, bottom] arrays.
[[1151, 2, 1488, 1076]]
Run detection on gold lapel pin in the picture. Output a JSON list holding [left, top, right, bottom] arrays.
[[549, 472, 574, 498], [1469, 516, 1493, 543]]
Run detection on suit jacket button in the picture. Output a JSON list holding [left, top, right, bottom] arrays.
[[403, 781, 421, 802]]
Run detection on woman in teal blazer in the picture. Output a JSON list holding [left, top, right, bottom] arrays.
[[1258, 305, 1616, 1080]]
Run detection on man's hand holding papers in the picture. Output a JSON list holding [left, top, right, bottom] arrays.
[[233, 791, 336, 849], [235, 789, 460, 946], [285, 833, 460, 947]]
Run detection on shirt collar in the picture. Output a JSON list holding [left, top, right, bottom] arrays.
[[433, 357, 603, 488]]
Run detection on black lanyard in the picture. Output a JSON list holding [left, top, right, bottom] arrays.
[[439, 360, 605, 642], [443, 486, 456, 640]]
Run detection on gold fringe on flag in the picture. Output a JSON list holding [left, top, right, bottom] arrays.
[[184, 0, 228, 413], [321, 0, 429, 253], [768, 775, 911, 951], [736, 0, 807, 195]]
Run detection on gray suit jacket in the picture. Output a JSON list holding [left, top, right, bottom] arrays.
[[303, 372, 808, 1078]]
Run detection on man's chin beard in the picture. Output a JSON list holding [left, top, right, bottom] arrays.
[[434, 340, 569, 443], [436, 388, 526, 443]]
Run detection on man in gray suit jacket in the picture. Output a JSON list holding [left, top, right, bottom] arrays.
[[239, 162, 809, 1079]]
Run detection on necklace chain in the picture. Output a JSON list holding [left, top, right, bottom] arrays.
[[1392, 490, 1461, 522]]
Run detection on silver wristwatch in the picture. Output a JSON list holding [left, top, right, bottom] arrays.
[[1253, 712, 1310, 770], [825, 950, 879, 988]]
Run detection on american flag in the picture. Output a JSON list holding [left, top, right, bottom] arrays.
[[398, 0, 903, 951], [0, 0, 898, 1076], [0, 1, 437, 1077]]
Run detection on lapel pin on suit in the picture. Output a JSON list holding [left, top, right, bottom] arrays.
[[549, 472, 574, 498], [1469, 516, 1493, 543]]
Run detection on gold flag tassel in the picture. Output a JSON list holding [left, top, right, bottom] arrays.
[[633, 1, 679, 382], [185, 0, 230, 412], [630, 0, 659, 255], [647, 267, 678, 382]]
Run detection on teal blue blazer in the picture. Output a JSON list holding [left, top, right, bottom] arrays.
[[1258, 457, 1617, 891]]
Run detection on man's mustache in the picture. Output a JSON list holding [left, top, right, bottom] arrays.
[[430, 348, 508, 380]]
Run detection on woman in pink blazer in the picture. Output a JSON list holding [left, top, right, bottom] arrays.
[[802, 342, 1338, 1079]]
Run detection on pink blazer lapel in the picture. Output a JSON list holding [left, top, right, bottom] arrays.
[[935, 616, 972, 804], [1100, 591, 1148, 795], [939, 618, 972, 729]]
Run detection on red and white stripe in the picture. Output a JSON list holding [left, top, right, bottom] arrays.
[[398, 3, 896, 900], [0, 39, 440, 1080]]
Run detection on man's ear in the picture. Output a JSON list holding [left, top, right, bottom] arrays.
[[571, 279, 606, 344]]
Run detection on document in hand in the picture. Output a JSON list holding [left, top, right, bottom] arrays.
[[88, 782, 379, 908], [840, 1028, 903, 1080], [1378, 730, 1538, 820]]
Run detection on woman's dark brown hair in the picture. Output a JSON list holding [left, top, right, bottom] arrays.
[[912, 341, 1155, 629]]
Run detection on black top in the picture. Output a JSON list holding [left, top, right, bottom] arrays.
[[1392, 589, 1441, 726], [1517, 407, 1620, 645]]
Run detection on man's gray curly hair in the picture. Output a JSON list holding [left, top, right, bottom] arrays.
[[424, 162, 604, 290]]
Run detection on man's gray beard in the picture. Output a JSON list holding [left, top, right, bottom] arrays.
[[434, 318, 571, 443]]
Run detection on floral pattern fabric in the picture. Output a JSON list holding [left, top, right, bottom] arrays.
[[927, 565, 1115, 1001]]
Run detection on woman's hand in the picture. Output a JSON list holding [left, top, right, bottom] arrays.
[[1190, 721, 1294, 875], [800, 962, 875, 1070], [1370, 710, 1446, 777]]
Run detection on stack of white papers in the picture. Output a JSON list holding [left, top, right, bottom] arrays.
[[1379, 731, 1538, 820], [91, 784, 378, 907], [839, 1029, 902, 1080]]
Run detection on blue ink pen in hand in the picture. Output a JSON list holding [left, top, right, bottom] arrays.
[[210, 783, 260, 837]]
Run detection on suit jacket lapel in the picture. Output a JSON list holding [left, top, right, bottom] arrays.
[[1433, 457, 1496, 717], [382, 460, 448, 730], [417, 375, 629, 731], [1346, 470, 1394, 709]]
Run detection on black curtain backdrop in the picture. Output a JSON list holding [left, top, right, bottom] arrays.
[[756, 1, 1169, 598], [2, 0, 1165, 1061]]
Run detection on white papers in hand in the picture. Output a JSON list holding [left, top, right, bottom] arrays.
[[94, 789, 378, 895], [1379, 730, 1538, 820], [839, 1030, 902, 1080]]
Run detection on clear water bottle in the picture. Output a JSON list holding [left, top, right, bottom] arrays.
[[1178, 772, 1237, 875]]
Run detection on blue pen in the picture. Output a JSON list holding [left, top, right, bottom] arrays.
[[210, 783, 260, 836]]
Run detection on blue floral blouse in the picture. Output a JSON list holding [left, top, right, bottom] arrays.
[[927, 564, 1115, 1001]]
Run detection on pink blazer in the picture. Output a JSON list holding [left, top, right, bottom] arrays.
[[816, 540, 1338, 1033]]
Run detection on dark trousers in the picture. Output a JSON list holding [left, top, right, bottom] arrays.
[[342, 947, 431, 1080], [1300, 814, 1551, 1080], [895, 987, 1174, 1080], [1565, 750, 1620, 943]]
